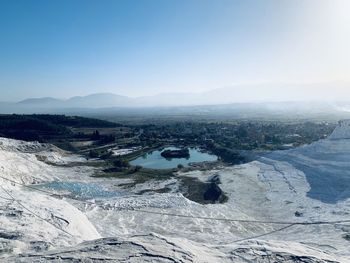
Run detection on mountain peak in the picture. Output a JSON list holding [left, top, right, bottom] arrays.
[[18, 97, 63, 105], [71, 93, 128, 99]]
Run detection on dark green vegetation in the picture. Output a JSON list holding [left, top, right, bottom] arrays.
[[93, 117, 334, 204], [343, 234, 350, 241], [0, 113, 336, 172], [132, 120, 336, 164], [161, 148, 190, 159], [179, 175, 228, 204], [0, 114, 134, 151], [0, 113, 337, 205]]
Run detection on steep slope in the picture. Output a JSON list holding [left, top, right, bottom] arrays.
[[0, 138, 101, 256], [329, 120, 350, 139], [266, 120, 350, 203]]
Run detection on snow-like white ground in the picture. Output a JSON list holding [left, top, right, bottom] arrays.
[[1, 122, 350, 262], [329, 120, 350, 140], [110, 146, 142, 156], [0, 138, 101, 257]]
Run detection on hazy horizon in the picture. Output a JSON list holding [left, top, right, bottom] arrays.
[[5, 81, 350, 105]]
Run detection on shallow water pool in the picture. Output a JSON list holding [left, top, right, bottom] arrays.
[[37, 181, 120, 200]]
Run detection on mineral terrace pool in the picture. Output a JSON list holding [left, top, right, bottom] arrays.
[[37, 181, 121, 200], [130, 147, 218, 169]]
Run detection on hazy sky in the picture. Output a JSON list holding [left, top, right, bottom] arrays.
[[0, 0, 350, 101]]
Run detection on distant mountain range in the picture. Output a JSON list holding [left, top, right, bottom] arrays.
[[16, 89, 244, 108], [17, 93, 133, 108], [13, 82, 350, 108], [2, 83, 350, 117]]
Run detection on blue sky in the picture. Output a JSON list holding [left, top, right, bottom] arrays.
[[0, 0, 349, 101]]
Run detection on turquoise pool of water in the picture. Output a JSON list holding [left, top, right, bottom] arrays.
[[130, 147, 218, 169]]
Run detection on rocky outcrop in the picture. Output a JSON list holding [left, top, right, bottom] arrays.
[[9, 236, 343, 263], [161, 148, 190, 159]]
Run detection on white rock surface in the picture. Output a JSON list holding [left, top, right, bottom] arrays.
[[0, 138, 101, 258], [1, 123, 350, 262], [329, 119, 350, 140]]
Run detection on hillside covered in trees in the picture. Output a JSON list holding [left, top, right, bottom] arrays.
[[0, 114, 119, 142]]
